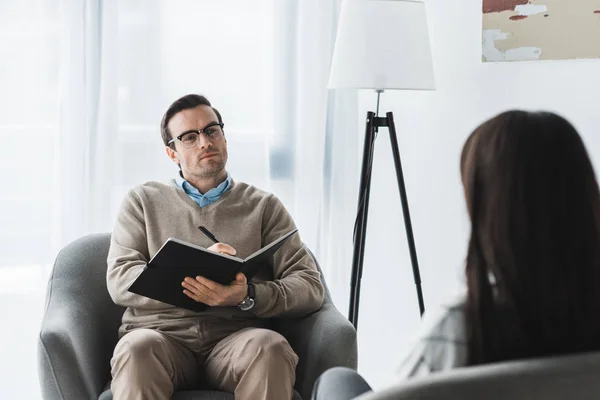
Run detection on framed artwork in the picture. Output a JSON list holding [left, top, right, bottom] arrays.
[[483, 0, 600, 62]]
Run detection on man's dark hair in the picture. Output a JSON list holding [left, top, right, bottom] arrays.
[[160, 94, 223, 148], [461, 110, 600, 366]]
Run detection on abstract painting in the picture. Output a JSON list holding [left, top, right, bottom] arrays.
[[483, 0, 600, 62]]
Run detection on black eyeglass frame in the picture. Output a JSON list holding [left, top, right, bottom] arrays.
[[167, 122, 225, 147]]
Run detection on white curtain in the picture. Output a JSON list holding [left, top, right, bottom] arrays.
[[272, 0, 359, 311], [54, 0, 118, 251]]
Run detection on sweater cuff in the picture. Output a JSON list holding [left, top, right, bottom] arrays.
[[251, 282, 273, 317]]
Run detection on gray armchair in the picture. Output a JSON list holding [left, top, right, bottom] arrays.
[[358, 351, 600, 400], [38, 233, 357, 400], [313, 351, 600, 400]]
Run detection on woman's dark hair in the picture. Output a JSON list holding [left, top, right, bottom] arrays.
[[461, 110, 600, 365], [160, 94, 223, 148]]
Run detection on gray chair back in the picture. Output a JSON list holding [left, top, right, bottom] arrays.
[[357, 351, 600, 400]]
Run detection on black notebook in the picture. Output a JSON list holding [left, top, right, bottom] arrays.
[[127, 229, 298, 312]]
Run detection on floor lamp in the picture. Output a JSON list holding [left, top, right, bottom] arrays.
[[328, 0, 436, 329]]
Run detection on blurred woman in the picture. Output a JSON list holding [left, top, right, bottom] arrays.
[[313, 110, 600, 399]]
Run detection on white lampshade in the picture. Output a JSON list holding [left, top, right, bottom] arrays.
[[328, 0, 435, 91]]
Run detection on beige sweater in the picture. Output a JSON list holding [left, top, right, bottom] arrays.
[[107, 179, 324, 327]]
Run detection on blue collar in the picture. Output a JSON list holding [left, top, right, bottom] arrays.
[[175, 171, 232, 208]]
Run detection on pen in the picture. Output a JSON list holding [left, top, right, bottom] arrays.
[[198, 226, 219, 243]]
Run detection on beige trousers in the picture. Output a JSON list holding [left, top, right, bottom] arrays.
[[110, 321, 298, 400]]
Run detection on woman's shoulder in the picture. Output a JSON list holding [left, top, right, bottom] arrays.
[[397, 293, 468, 378], [418, 293, 467, 346]]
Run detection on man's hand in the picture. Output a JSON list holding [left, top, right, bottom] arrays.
[[181, 242, 248, 307], [206, 242, 237, 256]]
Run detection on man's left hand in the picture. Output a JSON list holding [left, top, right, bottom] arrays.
[[181, 272, 248, 307]]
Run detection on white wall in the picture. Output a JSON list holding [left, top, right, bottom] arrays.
[[356, 0, 600, 389]]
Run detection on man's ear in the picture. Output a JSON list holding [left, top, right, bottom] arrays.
[[165, 146, 180, 166]]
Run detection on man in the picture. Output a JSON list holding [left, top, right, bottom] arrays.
[[106, 94, 324, 400]]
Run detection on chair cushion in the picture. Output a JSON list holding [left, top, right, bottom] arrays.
[[98, 389, 303, 399]]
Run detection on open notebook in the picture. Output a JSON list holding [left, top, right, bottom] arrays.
[[128, 229, 298, 311]]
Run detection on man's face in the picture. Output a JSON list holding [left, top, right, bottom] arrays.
[[166, 105, 228, 180]]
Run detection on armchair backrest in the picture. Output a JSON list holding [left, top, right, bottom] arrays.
[[47, 233, 125, 348], [357, 351, 600, 400]]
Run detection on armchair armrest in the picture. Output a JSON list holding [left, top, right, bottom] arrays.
[[38, 233, 123, 400], [39, 302, 116, 400], [275, 302, 358, 400]]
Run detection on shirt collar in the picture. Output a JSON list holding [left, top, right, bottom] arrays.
[[175, 170, 231, 198]]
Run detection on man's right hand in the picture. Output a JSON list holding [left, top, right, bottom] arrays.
[[207, 242, 236, 256]]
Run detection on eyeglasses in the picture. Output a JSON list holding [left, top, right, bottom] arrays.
[[168, 122, 225, 149]]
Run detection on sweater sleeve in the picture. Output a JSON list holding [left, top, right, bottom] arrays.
[[106, 190, 170, 309], [251, 194, 325, 318]]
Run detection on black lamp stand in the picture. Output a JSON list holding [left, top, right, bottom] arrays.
[[349, 91, 425, 329]]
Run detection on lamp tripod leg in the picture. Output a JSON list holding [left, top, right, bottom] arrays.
[[386, 112, 425, 316], [349, 111, 377, 329]]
